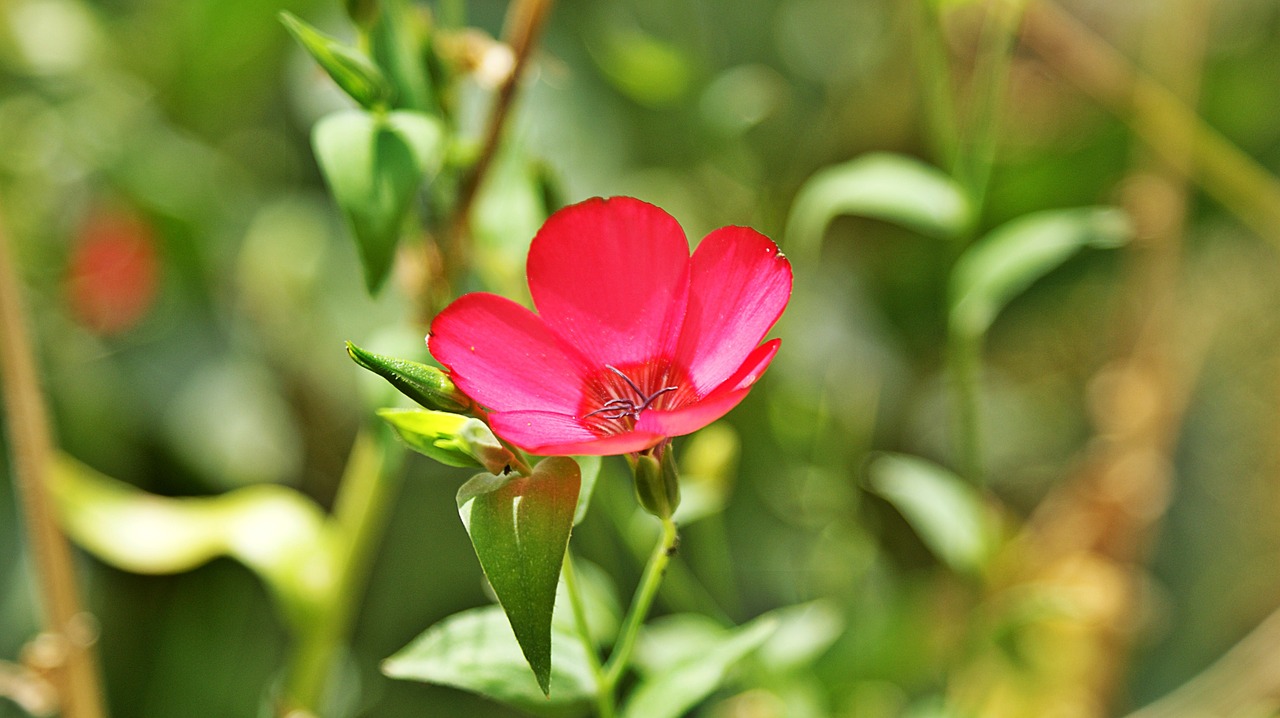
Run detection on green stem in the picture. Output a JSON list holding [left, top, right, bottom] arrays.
[[958, 0, 1023, 214], [283, 426, 403, 714], [948, 326, 984, 485], [562, 554, 612, 718], [602, 517, 679, 691], [911, 0, 959, 171]]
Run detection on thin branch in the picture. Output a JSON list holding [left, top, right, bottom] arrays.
[[0, 207, 108, 716], [1021, 0, 1280, 247], [445, 0, 555, 272]]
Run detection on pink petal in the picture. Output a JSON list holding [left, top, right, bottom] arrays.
[[638, 340, 780, 437], [428, 293, 589, 414], [674, 226, 792, 393], [528, 197, 691, 368], [491, 410, 665, 455]]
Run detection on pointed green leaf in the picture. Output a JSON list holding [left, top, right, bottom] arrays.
[[622, 614, 777, 718], [460, 457, 581, 694], [346, 341, 472, 413], [313, 109, 444, 292], [785, 152, 972, 260], [379, 408, 514, 473], [866, 453, 998, 574], [280, 12, 392, 109], [382, 605, 596, 716], [949, 206, 1130, 339]]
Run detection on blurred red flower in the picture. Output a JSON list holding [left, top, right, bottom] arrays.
[[66, 208, 159, 335]]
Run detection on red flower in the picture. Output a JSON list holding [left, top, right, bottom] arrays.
[[429, 197, 792, 456]]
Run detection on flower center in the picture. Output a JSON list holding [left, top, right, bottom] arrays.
[[579, 362, 689, 436]]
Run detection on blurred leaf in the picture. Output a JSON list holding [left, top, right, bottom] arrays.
[[785, 153, 972, 260], [382, 605, 595, 716], [279, 12, 392, 110], [379, 408, 514, 473], [866, 453, 997, 575], [754, 600, 844, 674], [553, 556, 620, 647], [313, 108, 444, 292], [572, 455, 602, 526], [949, 207, 1131, 339], [50, 455, 333, 629], [347, 341, 472, 413], [591, 28, 692, 107], [458, 457, 581, 695], [368, 0, 433, 112], [622, 614, 777, 718], [673, 423, 739, 525]]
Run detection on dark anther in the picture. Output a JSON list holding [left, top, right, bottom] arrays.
[[584, 365, 679, 421]]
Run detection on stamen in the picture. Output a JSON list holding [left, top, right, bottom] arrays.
[[584, 367, 681, 423], [606, 365, 646, 400]]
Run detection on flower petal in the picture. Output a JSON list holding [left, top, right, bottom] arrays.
[[428, 293, 589, 413], [674, 226, 792, 393], [528, 197, 691, 368], [491, 410, 665, 455], [638, 339, 780, 437]]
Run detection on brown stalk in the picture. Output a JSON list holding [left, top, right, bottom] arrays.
[[0, 208, 108, 716], [444, 0, 555, 276], [1021, 0, 1280, 247]]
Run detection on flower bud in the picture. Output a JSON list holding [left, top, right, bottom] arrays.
[[346, 342, 472, 414], [632, 447, 680, 520]]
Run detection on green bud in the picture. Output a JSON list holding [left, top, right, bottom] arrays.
[[378, 408, 514, 474], [346, 342, 472, 414], [280, 12, 393, 110], [632, 448, 680, 520]]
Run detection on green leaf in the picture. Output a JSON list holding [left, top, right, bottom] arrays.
[[378, 408, 513, 473], [949, 206, 1130, 340], [754, 600, 844, 673], [622, 614, 777, 718], [279, 12, 392, 109], [313, 109, 444, 292], [785, 152, 972, 260], [382, 605, 596, 716], [49, 455, 334, 631], [459, 457, 582, 695], [346, 342, 472, 413], [368, 0, 433, 112], [866, 453, 998, 574]]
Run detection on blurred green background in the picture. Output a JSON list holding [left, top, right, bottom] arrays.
[[4, 0, 1280, 716]]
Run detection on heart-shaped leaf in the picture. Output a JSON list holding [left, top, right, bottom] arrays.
[[458, 457, 582, 695], [313, 109, 444, 292]]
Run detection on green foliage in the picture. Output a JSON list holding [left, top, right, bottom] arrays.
[[346, 341, 472, 413], [622, 613, 777, 718], [50, 455, 333, 631], [279, 11, 392, 110], [785, 152, 973, 259], [377, 408, 514, 473], [949, 207, 1131, 340], [312, 109, 444, 292], [458, 457, 582, 695], [866, 453, 999, 575], [382, 605, 597, 716]]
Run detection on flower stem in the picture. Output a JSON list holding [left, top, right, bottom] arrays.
[[562, 554, 612, 718], [0, 204, 107, 718], [602, 517, 678, 695], [283, 426, 403, 714]]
